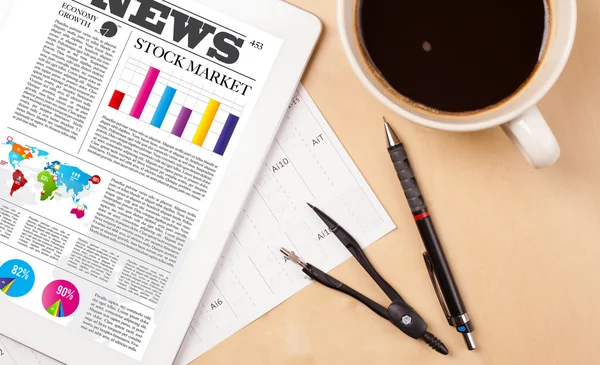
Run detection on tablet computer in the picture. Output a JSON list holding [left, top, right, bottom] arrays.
[[0, 0, 320, 363]]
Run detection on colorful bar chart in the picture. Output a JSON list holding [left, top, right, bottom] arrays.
[[130, 66, 160, 119], [108, 58, 244, 156], [108, 90, 125, 110], [150, 86, 176, 128], [214, 114, 239, 156], [192, 99, 221, 147], [172, 107, 193, 137]]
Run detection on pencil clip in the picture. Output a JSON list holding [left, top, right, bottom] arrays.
[[422, 252, 452, 324]]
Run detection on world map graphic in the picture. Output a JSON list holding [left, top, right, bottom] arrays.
[[2, 137, 101, 219]]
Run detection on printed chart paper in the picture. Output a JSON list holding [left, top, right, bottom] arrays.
[[175, 86, 395, 364], [0, 86, 395, 364], [0, 336, 59, 365]]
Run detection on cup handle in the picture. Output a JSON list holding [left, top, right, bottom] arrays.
[[500, 106, 560, 168]]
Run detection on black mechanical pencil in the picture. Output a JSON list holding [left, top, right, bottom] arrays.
[[384, 118, 476, 350]]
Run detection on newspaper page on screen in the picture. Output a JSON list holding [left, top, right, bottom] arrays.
[[0, 0, 282, 360]]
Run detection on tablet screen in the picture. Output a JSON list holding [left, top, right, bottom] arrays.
[[0, 0, 281, 360]]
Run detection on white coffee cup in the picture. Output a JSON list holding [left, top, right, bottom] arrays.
[[338, 0, 577, 168]]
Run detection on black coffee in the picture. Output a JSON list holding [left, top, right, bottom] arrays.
[[357, 0, 547, 113]]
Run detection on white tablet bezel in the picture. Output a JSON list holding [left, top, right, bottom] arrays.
[[0, 0, 321, 363]]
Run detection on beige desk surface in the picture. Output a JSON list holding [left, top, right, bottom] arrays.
[[192, 0, 600, 364]]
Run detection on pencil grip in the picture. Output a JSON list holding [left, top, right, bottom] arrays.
[[389, 145, 427, 213]]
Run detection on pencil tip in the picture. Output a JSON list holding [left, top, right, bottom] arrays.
[[383, 119, 401, 147], [307, 202, 315, 209]]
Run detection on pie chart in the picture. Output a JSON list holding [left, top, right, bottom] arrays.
[[0, 259, 35, 298], [99, 21, 118, 38], [42, 280, 80, 318]]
